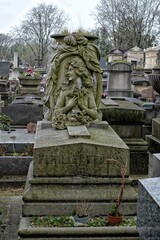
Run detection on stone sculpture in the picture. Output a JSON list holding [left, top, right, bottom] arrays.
[[44, 32, 103, 129]]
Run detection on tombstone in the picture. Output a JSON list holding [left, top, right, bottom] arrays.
[[108, 49, 124, 62], [2, 94, 44, 125], [18, 33, 137, 239], [0, 60, 10, 78], [13, 51, 19, 69], [148, 50, 160, 105], [100, 98, 149, 175], [126, 46, 144, 68], [144, 44, 160, 70], [107, 62, 133, 97], [9, 51, 20, 81], [131, 66, 151, 99], [0, 60, 12, 105]]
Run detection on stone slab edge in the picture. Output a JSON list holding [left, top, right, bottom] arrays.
[[18, 217, 138, 237]]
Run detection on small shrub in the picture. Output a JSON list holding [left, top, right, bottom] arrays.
[[0, 144, 6, 156], [0, 114, 12, 131], [87, 217, 108, 227], [31, 216, 74, 227], [21, 143, 34, 156]]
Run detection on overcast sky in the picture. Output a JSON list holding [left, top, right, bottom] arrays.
[[0, 0, 99, 34]]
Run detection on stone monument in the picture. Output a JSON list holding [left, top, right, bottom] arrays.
[[107, 62, 134, 98], [18, 33, 137, 239], [0, 60, 12, 105], [148, 49, 160, 105], [43, 33, 103, 128], [144, 44, 159, 70]]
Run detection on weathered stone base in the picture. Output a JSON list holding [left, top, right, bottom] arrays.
[[19, 121, 138, 240], [0, 156, 33, 176], [22, 162, 137, 216], [100, 99, 149, 175], [18, 217, 141, 240], [122, 138, 149, 175]]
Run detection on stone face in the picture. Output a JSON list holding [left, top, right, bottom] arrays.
[[137, 178, 160, 240], [33, 121, 129, 177]]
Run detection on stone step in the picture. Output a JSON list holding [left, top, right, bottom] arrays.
[[18, 217, 142, 240]]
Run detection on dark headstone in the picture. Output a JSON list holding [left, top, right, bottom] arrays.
[[2, 104, 43, 125]]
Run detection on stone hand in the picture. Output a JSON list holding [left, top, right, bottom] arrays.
[[68, 96, 78, 108], [78, 92, 84, 109]]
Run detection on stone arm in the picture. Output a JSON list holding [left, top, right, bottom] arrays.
[[78, 92, 101, 120], [55, 91, 77, 114]]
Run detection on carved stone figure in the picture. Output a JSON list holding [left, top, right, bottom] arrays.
[[53, 57, 102, 129], [43, 32, 103, 129]]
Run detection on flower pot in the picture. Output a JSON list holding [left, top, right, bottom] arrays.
[[107, 214, 123, 225], [74, 215, 89, 224]]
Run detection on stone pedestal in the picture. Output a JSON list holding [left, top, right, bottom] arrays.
[[0, 80, 12, 105], [18, 76, 42, 95], [100, 98, 149, 175], [22, 121, 137, 217], [137, 178, 160, 240]]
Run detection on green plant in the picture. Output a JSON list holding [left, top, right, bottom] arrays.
[[0, 114, 12, 131], [21, 143, 34, 156], [31, 216, 74, 227], [87, 217, 108, 227], [119, 218, 136, 226], [20, 71, 41, 78], [0, 144, 6, 156], [112, 60, 128, 63]]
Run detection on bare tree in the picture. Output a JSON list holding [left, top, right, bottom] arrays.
[[93, 0, 160, 51], [11, 3, 69, 67], [0, 34, 14, 61]]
